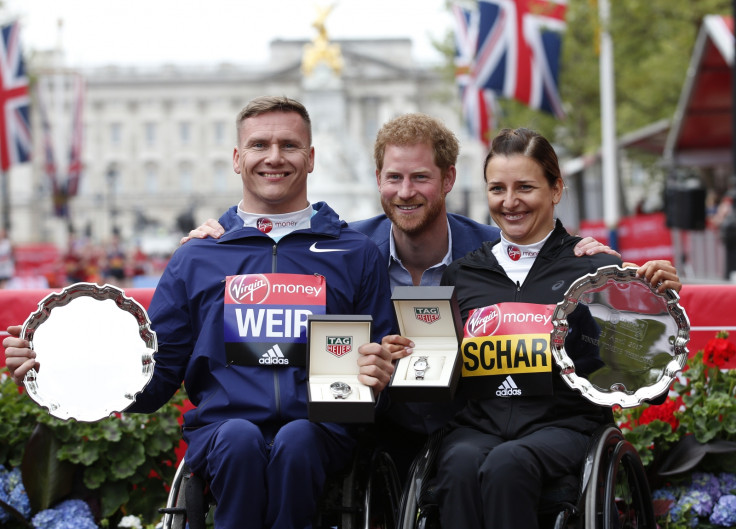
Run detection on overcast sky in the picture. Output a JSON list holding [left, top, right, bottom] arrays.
[[2, 0, 454, 67]]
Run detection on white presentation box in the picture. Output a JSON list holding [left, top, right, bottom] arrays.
[[307, 314, 375, 423], [389, 286, 463, 401]]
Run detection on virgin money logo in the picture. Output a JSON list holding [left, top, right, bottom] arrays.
[[257, 218, 273, 233], [507, 245, 521, 261], [465, 305, 501, 337], [228, 274, 270, 304]]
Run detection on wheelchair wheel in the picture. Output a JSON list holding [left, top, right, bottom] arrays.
[[583, 427, 655, 529], [159, 458, 212, 529], [316, 447, 401, 529], [362, 450, 402, 529], [396, 429, 444, 529]]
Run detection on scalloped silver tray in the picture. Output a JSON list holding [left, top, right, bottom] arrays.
[[21, 282, 156, 421], [550, 265, 689, 408]]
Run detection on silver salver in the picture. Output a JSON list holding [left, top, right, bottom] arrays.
[[21, 282, 156, 422], [550, 265, 689, 408]]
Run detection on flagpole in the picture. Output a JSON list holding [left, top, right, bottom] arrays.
[[598, 0, 620, 251], [0, 169, 9, 232]]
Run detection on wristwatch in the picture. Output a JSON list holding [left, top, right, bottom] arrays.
[[413, 356, 429, 380], [330, 381, 352, 400]]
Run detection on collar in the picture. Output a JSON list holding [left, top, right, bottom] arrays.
[[388, 218, 453, 269]]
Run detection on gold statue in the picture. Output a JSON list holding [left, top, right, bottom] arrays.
[[302, 3, 344, 77]]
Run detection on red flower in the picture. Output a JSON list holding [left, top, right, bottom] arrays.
[[637, 396, 682, 431], [703, 337, 736, 367]]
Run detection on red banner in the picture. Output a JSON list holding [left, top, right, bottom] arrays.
[[579, 212, 674, 263]]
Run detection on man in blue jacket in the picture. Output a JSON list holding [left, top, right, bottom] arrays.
[[4, 96, 396, 529]]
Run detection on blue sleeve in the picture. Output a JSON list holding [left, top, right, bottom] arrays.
[[357, 242, 397, 340], [127, 252, 192, 413]]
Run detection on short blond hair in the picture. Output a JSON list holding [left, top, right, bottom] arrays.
[[236, 96, 312, 144]]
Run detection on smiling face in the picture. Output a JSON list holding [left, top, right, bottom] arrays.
[[377, 143, 455, 236], [484, 154, 562, 245], [232, 110, 314, 214]]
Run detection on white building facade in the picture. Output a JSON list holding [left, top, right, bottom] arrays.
[[12, 38, 490, 253]]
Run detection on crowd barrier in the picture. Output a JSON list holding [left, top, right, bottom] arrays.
[[0, 282, 734, 376]]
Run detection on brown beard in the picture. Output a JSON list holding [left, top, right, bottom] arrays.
[[381, 194, 445, 236]]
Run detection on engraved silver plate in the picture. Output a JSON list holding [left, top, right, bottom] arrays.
[[21, 282, 156, 422], [550, 265, 689, 408]]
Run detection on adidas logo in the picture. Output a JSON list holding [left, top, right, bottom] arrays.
[[259, 344, 289, 365], [496, 375, 522, 397]]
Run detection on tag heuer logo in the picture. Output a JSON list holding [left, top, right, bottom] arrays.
[[326, 336, 353, 357], [414, 307, 440, 324]]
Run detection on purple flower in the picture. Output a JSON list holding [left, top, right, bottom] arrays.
[[691, 471, 722, 500], [31, 499, 98, 529], [710, 495, 736, 527], [677, 489, 714, 518], [652, 487, 678, 502], [0, 465, 30, 522], [8, 485, 31, 519], [719, 473, 736, 496]]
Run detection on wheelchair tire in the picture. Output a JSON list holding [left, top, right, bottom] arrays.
[[583, 428, 655, 529]]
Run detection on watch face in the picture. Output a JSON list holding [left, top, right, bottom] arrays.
[[330, 381, 352, 399], [414, 358, 428, 370]]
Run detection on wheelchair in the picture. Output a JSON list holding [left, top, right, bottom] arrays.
[[159, 430, 403, 529], [395, 423, 655, 529]]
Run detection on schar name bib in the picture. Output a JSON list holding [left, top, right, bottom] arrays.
[[461, 302, 555, 398], [224, 274, 326, 367]]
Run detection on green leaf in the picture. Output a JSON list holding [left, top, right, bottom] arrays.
[[20, 423, 76, 512], [83, 464, 108, 490], [99, 480, 130, 518]]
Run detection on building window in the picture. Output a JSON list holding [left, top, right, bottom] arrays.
[[110, 123, 122, 146], [214, 162, 229, 192], [145, 164, 158, 193], [180, 164, 193, 192], [144, 122, 157, 147], [213, 121, 226, 146], [179, 122, 191, 145]]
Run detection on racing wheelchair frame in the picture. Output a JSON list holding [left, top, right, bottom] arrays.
[[395, 423, 655, 529], [159, 433, 403, 529]]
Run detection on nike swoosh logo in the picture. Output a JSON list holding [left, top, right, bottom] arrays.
[[309, 243, 350, 253]]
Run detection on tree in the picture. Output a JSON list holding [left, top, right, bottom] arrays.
[[440, 0, 732, 156]]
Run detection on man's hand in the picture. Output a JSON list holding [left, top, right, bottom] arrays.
[[357, 342, 395, 395], [574, 237, 621, 258], [623, 260, 682, 294], [2, 325, 37, 385], [179, 219, 224, 245]]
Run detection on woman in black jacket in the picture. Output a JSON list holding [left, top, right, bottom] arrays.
[[431, 128, 680, 529]]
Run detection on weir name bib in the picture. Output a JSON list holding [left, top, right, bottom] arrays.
[[461, 302, 554, 397], [224, 274, 326, 367]]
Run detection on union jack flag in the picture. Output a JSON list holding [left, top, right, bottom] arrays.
[[0, 20, 31, 171], [458, 0, 567, 119], [453, 3, 499, 146]]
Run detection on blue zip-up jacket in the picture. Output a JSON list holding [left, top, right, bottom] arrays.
[[129, 202, 396, 433]]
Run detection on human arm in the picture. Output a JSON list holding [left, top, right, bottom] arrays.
[[180, 218, 224, 245], [2, 325, 37, 385], [623, 260, 682, 293]]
